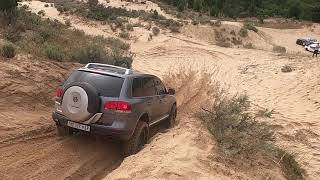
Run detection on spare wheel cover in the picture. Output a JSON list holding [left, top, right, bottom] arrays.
[[62, 86, 92, 122]]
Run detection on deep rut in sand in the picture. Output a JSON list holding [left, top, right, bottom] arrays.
[[0, 125, 123, 180]]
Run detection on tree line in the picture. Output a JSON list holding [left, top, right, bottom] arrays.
[[161, 0, 320, 22]]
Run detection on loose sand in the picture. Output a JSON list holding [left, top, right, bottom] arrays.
[[1, 0, 319, 179]]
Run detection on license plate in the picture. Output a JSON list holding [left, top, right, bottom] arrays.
[[67, 121, 90, 132]]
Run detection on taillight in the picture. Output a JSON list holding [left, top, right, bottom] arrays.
[[56, 87, 63, 98], [104, 101, 131, 112]]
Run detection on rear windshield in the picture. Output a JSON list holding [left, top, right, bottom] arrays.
[[64, 70, 124, 97]]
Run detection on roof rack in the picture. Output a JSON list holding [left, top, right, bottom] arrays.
[[84, 63, 132, 75]]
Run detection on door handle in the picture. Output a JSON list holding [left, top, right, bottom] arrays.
[[147, 101, 152, 105]]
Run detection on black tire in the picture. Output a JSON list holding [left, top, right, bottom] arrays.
[[165, 105, 177, 128], [122, 121, 149, 157]]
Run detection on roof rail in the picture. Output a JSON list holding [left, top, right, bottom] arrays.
[[84, 63, 132, 75]]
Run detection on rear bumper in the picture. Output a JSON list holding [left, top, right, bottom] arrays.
[[52, 112, 133, 140]]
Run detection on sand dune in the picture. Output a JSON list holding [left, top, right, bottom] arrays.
[[1, 0, 320, 179]]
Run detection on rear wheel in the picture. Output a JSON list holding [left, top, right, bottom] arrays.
[[122, 121, 149, 157], [165, 105, 177, 128]]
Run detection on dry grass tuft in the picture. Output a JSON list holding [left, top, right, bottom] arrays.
[[281, 65, 293, 73], [273, 46, 287, 54]]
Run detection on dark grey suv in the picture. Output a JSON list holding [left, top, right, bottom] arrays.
[[52, 63, 177, 155]]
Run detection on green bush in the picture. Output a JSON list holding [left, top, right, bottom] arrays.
[[152, 26, 160, 36], [273, 46, 286, 53], [169, 26, 180, 33], [197, 94, 275, 157], [65, 19, 71, 26], [105, 36, 130, 50], [256, 108, 274, 118], [191, 19, 200, 26], [244, 22, 258, 32], [1, 44, 16, 58], [213, 20, 222, 27], [109, 48, 133, 68], [126, 23, 134, 31], [281, 65, 293, 73], [37, 10, 45, 16], [275, 149, 305, 180], [88, 0, 98, 7], [177, 0, 187, 11], [231, 37, 242, 45], [244, 43, 254, 49], [215, 29, 231, 48], [196, 91, 305, 179], [0, 8, 132, 64], [239, 27, 248, 37], [44, 45, 64, 61], [72, 43, 133, 68], [0, 0, 17, 11], [119, 31, 130, 39], [72, 43, 107, 64]]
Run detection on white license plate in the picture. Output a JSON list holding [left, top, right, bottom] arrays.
[[67, 121, 90, 132]]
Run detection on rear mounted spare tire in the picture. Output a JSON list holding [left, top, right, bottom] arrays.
[[61, 82, 100, 122]]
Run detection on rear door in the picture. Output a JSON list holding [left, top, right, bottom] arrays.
[[132, 77, 158, 123], [153, 77, 171, 120], [141, 77, 159, 124]]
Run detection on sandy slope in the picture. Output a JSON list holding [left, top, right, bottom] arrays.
[[1, 0, 320, 179]]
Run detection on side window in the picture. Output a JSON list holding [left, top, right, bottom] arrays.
[[132, 78, 143, 97], [142, 77, 156, 96], [154, 77, 166, 95]]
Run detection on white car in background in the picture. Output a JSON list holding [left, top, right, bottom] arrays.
[[305, 42, 320, 52]]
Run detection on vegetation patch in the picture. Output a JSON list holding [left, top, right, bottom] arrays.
[[159, 0, 320, 23], [243, 43, 254, 49], [0, 7, 133, 68], [215, 29, 231, 48], [197, 92, 305, 179], [119, 31, 130, 39], [65, 19, 71, 26], [244, 22, 258, 32], [239, 27, 248, 37], [231, 37, 242, 45], [152, 26, 160, 36], [1, 43, 16, 58], [51, 0, 182, 32], [281, 65, 293, 73], [275, 148, 305, 180], [43, 45, 64, 61], [256, 108, 274, 118], [273, 46, 287, 54]]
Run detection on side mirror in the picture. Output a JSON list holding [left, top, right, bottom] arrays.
[[168, 88, 176, 95]]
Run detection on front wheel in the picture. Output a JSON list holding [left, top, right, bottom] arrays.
[[122, 121, 149, 157], [165, 105, 177, 128]]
